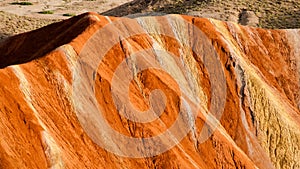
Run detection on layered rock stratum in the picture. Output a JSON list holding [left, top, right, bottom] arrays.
[[0, 12, 299, 169]]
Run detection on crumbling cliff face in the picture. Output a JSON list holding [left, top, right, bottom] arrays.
[[0, 12, 299, 169]]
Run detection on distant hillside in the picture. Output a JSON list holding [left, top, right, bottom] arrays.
[[101, 0, 300, 29]]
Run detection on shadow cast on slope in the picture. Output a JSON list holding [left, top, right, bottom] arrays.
[[0, 13, 95, 69]]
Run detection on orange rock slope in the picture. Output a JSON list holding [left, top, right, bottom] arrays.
[[0, 12, 299, 169]]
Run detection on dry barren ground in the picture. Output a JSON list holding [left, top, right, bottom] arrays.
[[0, 0, 132, 19], [0, 0, 132, 39], [0, 11, 60, 40]]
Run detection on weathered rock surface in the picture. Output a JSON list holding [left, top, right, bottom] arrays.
[[0, 12, 299, 169], [238, 10, 259, 27]]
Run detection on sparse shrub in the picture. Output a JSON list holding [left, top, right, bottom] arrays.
[[38, 10, 54, 14], [11, 2, 33, 5], [63, 13, 76, 17]]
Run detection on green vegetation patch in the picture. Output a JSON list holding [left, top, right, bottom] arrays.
[[38, 10, 54, 14], [63, 13, 76, 17], [11, 2, 33, 5]]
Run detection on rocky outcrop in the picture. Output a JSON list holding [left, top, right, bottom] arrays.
[[0, 12, 299, 169], [238, 10, 259, 27]]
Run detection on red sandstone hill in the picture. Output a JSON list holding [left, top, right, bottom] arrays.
[[0, 12, 299, 169]]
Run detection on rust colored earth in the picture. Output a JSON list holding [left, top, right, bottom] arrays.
[[0, 12, 299, 169]]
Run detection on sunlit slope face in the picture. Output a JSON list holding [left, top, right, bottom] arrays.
[[0, 12, 299, 169]]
